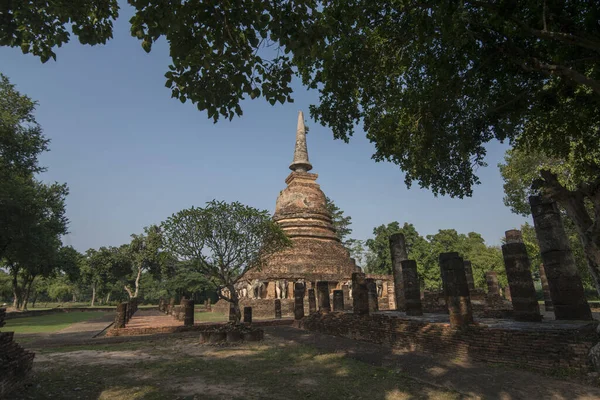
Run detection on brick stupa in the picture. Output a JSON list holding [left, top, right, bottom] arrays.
[[214, 112, 395, 317], [244, 111, 357, 284]]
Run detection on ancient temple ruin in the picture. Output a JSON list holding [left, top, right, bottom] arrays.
[[215, 111, 395, 317]]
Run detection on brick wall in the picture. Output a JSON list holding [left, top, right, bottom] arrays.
[[213, 299, 296, 319], [295, 312, 598, 373], [106, 318, 293, 337], [0, 308, 35, 397]]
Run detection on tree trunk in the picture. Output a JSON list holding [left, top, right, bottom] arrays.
[[91, 284, 96, 307], [228, 284, 241, 323], [133, 266, 142, 298], [106, 292, 111, 304], [539, 170, 600, 295], [22, 276, 35, 311]]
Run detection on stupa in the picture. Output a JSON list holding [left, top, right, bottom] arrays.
[[214, 111, 395, 317]]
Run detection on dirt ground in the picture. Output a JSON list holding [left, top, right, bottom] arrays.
[[10, 314, 600, 400]]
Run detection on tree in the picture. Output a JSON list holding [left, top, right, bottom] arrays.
[[161, 200, 291, 323], [82, 246, 130, 306], [500, 147, 600, 294], [0, 1, 119, 63], [325, 196, 353, 246], [126, 225, 164, 299]]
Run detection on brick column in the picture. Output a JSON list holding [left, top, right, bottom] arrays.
[[308, 288, 317, 314], [401, 260, 423, 316], [485, 271, 500, 297], [168, 297, 176, 315], [352, 272, 369, 315], [243, 306, 252, 324], [539, 263, 554, 312], [463, 260, 475, 292], [182, 299, 195, 326], [366, 278, 379, 313], [530, 196, 592, 320], [114, 302, 127, 329], [333, 290, 344, 311], [294, 282, 305, 320], [389, 233, 407, 311], [274, 299, 282, 319], [158, 298, 164, 312], [206, 298, 212, 312], [502, 230, 542, 322], [439, 252, 473, 328], [317, 281, 331, 312]]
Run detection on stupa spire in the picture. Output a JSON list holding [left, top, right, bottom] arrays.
[[289, 111, 313, 172]]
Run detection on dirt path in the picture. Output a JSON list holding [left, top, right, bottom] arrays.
[[265, 325, 600, 400]]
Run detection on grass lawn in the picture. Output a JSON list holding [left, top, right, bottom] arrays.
[[195, 310, 228, 323], [3, 311, 111, 334], [15, 336, 460, 400]]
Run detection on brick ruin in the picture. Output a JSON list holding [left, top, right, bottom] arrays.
[[214, 111, 395, 318], [0, 308, 35, 397]]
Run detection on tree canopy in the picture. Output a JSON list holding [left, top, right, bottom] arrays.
[[5, 2, 599, 199], [161, 200, 291, 322]]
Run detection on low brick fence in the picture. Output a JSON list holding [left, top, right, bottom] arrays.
[[106, 318, 293, 337], [295, 312, 598, 374], [0, 308, 35, 397], [213, 299, 296, 319]]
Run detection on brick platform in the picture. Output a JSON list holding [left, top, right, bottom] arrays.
[[295, 311, 599, 374], [0, 308, 35, 397], [106, 310, 293, 337]]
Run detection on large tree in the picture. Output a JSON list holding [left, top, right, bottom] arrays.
[[126, 225, 165, 299], [500, 147, 600, 294], [161, 200, 290, 323], [6, 3, 599, 200]]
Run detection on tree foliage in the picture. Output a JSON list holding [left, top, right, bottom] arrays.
[[325, 196, 352, 246], [161, 200, 291, 322], [6, 3, 599, 199]]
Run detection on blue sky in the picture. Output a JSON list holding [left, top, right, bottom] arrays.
[[0, 4, 530, 253]]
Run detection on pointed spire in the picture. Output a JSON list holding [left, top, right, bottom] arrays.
[[289, 111, 313, 172]]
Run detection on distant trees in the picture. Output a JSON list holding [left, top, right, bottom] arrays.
[[361, 222, 503, 290], [161, 200, 291, 323], [0, 73, 70, 310]]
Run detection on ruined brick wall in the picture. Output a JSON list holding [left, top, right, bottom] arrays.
[[296, 312, 597, 373], [0, 308, 35, 397], [213, 299, 297, 319]]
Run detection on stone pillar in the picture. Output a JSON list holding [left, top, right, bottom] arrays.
[[365, 278, 379, 313], [389, 233, 407, 311], [114, 302, 127, 329], [463, 260, 475, 292], [539, 263, 554, 312], [158, 298, 164, 312], [504, 285, 512, 301], [308, 288, 317, 314], [317, 281, 331, 312], [206, 298, 212, 312], [485, 271, 500, 297], [228, 302, 236, 322], [333, 290, 344, 311], [294, 282, 305, 320], [243, 306, 252, 324], [530, 196, 592, 320], [274, 299, 282, 319], [439, 252, 473, 328], [501, 230, 541, 322], [182, 299, 195, 326], [169, 297, 176, 314], [352, 272, 369, 315], [401, 260, 423, 316]]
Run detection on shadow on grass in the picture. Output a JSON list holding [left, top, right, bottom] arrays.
[[14, 338, 461, 400]]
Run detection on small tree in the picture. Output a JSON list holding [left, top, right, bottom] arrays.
[[161, 200, 291, 323]]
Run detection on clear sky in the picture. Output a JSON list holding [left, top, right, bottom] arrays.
[[0, 3, 530, 252]]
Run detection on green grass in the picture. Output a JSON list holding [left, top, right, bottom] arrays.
[[2, 311, 111, 334], [194, 310, 228, 323], [14, 338, 461, 400]]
